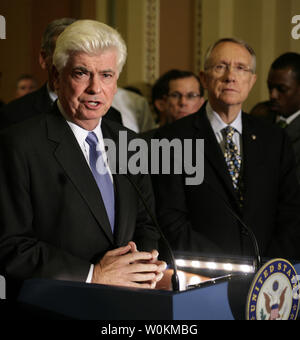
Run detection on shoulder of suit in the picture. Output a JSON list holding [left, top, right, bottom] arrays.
[[287, 114, 300, 131], [0, 112, 47, 143], [154, 108, 204, 140], [242, 111, 283, 136], [1, 85, 46, 113], [102, 116, 138, 140]]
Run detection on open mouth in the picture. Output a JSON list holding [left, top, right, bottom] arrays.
[[84, 101, 102, 109]]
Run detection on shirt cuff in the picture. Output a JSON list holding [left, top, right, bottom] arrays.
[[86, 264, 94, 283]]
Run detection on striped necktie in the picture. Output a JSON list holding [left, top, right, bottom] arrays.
[[223, 126, 243, 206]]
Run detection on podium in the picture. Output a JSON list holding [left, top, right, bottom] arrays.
[[16, 263, 300, 320], [17, 277, 235, 320]]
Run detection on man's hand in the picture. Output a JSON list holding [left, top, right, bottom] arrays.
[[128, 242, 167, 287], [92, 242, 166, 289]]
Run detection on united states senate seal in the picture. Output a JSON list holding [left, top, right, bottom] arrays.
[[246, 259, 299, 320]]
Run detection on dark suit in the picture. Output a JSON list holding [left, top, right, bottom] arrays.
[[284, 115, 300, 183], [0, 104, 159, 282], [152, 104, 300, 261], [0, 83, 123, 131]]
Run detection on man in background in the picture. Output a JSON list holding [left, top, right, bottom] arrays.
[[267, 52, 300, 183], [152, 69, 205, 126], [15, 74, 39, 98], [112, 87, 156, 133]]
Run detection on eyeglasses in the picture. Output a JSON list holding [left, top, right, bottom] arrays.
[[167, 92, 202, 101], [208, 63, 254, 76]]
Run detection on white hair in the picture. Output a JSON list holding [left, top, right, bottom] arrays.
[[53, 20, 127, 76]]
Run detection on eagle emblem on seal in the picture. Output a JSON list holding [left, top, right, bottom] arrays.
[[263, 281, 287, 320]]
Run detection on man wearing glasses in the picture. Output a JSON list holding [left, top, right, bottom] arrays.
[[153, 38, 300, 261], [152, 69, 205, 126]]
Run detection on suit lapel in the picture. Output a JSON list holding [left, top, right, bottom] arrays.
[[46, 107, 114, 244], [194, 107, 239, 206], [241, 114, 264, 210], [286, 115, 300, 143]]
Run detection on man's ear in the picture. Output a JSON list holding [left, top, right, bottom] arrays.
[[154, 98, 166, 113], [39, 50, 47, 70], [199, 96, 206, 107], [250, 73, 257, 90], [199, 71, 208, 90]]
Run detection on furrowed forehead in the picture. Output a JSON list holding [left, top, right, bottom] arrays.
[[205, 40, 256, 71]]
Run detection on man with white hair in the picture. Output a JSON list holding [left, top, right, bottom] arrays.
[[0, 20, 165, 289], [153, 38, 300, 261], [0, 18, 122, 131]]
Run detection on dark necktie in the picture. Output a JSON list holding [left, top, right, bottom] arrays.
[[223, 126, 243, 205], [86, 132, 115, 232]]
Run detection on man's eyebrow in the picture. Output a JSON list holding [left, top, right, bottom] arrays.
[[72, 67, 116, 74], [217, 60, 248, 66], [73, 66, 89, 72], [100, 69, 116, 74]]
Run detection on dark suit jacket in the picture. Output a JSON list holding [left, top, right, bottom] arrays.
[[285, 115, 300, 183], [0, 104, 159, 282], [152, 104, 300, 261], [0, 83, 123, 131]]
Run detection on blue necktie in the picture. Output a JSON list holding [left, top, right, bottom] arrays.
[[86, 132, 115, 232]]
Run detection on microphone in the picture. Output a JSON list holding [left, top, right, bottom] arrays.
[[203, 179, 262, 272], [122, 173, 180, 292]]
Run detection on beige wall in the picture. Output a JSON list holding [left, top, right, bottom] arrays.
[[160, 0, 195, 75]]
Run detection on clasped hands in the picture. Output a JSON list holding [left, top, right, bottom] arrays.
[[92, 241, 167, 289]]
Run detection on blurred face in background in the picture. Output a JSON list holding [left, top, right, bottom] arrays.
[[15, 78, 38, 98], [268, 67, 300, 117], [164, 76, 205, 122]]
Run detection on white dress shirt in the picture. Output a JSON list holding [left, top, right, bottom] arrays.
[[47, 83, 58, 103], [112, 87, 156, 133], [277, 110, 300, 126], [206, 102, 243, 155]]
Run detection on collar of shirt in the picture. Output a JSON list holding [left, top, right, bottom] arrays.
[[277, 110, 300, 125], [47, 82, 58, 103], [206, 102, 243, 154]]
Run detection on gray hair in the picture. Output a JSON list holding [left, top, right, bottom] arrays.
[[204, 37, 257, 73], [53, 20, 127, 77], [41, 18, 77, 56]]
